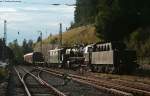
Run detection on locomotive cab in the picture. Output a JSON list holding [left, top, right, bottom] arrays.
[[83, 44, 94, 65]]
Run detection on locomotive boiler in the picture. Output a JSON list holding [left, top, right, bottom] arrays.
[[47, 47, 84, 69], [84, 42, 138, 73]]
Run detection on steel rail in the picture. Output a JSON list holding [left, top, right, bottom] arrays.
[[110, 79, 150, 92], [37, 67, 150, 96], [20, 66, 67, 96], [69, 74, 150, 96], [37, 71, 67, 96], [35, 67, 133, 96], [14, 67, 31, 96]]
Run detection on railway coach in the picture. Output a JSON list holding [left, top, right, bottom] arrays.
[[24, 52, 45, 65], [84, 42, 138, 74]]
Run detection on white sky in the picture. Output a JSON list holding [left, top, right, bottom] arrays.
[[0, 0, 75, 44]]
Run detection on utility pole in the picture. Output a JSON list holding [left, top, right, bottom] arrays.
[[2, 20, 7, 61], [39, 31, 42, 53], [4, 20, 7, 45], [59, 23, 62, 48], [58, 23, 62, 68]]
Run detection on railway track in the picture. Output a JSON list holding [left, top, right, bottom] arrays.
[[36, 67, 150, 96], [37, 67, 113, 96], [35, 67, 134, 96], [87, 74, 150, 95], [13, 66, 114, 96], [14, 66, 66, 96]]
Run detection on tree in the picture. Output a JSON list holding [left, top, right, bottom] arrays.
[[27, 39, 33, 53], [74, 0, 99, 27], [95, 0, 150, 41], [22, 39, 28, 54], [37, 36, 41, 43], [8, 39, 23, 64], [22, 39, 33, 54]]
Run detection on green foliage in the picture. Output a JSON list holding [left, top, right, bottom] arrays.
[[74, 0, 99, 27], [49, 37, 58, 44], [22, 39, 33, 54], [0, 68, 8, 81], [126, 27, 150, 65], [74, 0, 150, 41], [37, 36, 41, 43], [9, 39, 23, 64], [8, 39, 34, 64], [127, 28, 150, 57], [100, 0, 150, 41]]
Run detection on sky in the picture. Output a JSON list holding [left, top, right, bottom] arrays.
[[0, 0, 75, 44]]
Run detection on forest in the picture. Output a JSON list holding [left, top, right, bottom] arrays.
[[73, 0, 150, 64], [8, 39, 33, 64]]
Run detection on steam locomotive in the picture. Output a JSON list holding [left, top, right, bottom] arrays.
[[47, 47, 84, 69], [24, 42, 138, 74], [84, 42, 138, 73]]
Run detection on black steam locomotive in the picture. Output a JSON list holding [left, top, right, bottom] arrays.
[[24, 42, 138, 74], [84, 42, 138, 73], [47, 47, 84, 69]]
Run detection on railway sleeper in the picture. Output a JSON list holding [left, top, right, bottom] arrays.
[[43, 68, 150, 96], [37, 68, 132, 96], [72, 78, 133, 96]]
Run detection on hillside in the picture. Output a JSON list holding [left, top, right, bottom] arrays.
[[35, 25, 100, 48], [60, 25, 100, 46]]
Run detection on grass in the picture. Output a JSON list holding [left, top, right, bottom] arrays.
[[0, 68, 8, 82], [34, 25, 101, 49]]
